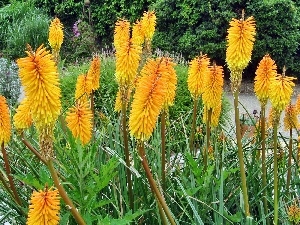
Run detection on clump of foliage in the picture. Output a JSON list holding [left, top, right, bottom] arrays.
[[0, 1, 49, 59]]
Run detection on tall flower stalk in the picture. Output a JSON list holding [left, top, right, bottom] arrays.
[[283, 104, 298, 197], [161, 58, 177, 191], [0, 96, 22, 207], [114, 18, 143, 211], [48, 17, 64, 65], [187, 53, 210, 155], [202, 62, 224, 169], [16, 45, 86, 224], [129, 58, 176, 224], [254, 54, 277, 219], [269, 68, 296, 224], [226, 11, 256, 218]]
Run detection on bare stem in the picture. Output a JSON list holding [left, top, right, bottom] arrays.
[[189, 99, 198, 155], [47, 159, 86, 225], [161, 110, 166, 191], [121, 98, 134, 211], [233, 90, 250, 217], [204, 108, 212, 171], [21, 132, 46, 164], [273, 121, 279, 225], [260, 106, 269, 224], [286, 129, 293, 197], [1, 142, 23, 206], [138, 143, 176, 225]]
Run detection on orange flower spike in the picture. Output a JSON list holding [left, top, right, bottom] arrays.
[[269, 69, 296, 113], [0, 96, 11, 144], [129, 58, 168, 141], [16, 45, 61, 128], [202, 62, 224, 110], [162, 57, 177, 108], [65, 99, 93, 145], [187, 54, 210, 99], [114, 19, 130, 50], [13, 97, 33, 130], [74, 74, 93, 100], [26, 187, 60, 225], [141, 11, 156, 41], [115, 39, 142, 86], [48, 17, 64, 52], [254, 54, 277, 105], [87, 54, 101, 91], [132, 19, 145, 46], [283, 104, 299, 131], [226, 15, 256, 72]]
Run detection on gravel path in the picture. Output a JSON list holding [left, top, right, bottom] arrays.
[[224, 81, 300, 138]]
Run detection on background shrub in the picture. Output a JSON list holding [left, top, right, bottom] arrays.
[[0, 1, 49, 59]]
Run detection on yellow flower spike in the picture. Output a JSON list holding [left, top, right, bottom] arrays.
[[226, 14, 256, 72], [254, 54, 277, 105], [66, 99, 93, 145], [13, 97, 33, 130], [202, 62, 224, 110], [162, 57, 177, 108], [0, 96, 11, 145], [132, 19, 145, 46], [26, 186, 60, 225], [203, 103, 222, 128], [115, 39, 142, 86], [287, 203, 300, 223], [114, 19, 130, 50], [141, 11, 156, 42], [75, 73, 93, 100], [17, 44, 61, 128], [87, 54, 101, 91], [129, 58, 169, 141], [48, 17, 64, 52], [187, 54, 210, 100], [269, 68, 296, 113], [283, 104, 299, 131]]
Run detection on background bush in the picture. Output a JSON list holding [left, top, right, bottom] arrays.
[[1, 0, 300, 77], [0, 1, 49, 59]]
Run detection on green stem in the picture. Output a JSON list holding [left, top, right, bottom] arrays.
[[189, 99, 198, 155], [157, 198, 169, 225], [121, 97, 134, 211], [233, 90, 250, 217], [260, 106, 269, 224], [0, 169, 15, 201], [286, 128, 293, 198], [21, 132, 47, 164], [161, 110, 166, 192], [1, 142, 23, 206], [138, 143, 176, 225], [204, 108, 212, 171], [273, 121, 279, 225], [20, 132, 75, 190], [47, 160, 86, 225]]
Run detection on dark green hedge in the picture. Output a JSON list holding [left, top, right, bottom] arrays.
[[3, 0, 299, 77]]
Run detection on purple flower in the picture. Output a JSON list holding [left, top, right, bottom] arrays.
[[73, 19, 81, 37]]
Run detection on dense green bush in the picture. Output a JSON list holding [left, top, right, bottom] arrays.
[[247, 0, 300, 76], [2, 0, 300, 76], [0, 1, 49, 59]]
